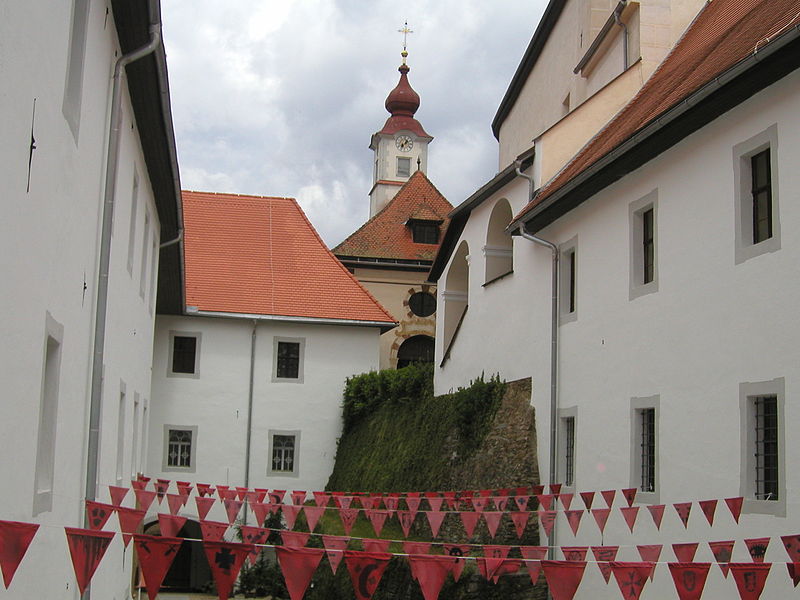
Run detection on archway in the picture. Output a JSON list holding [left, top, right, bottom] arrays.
[[397, 335, 435, 368]]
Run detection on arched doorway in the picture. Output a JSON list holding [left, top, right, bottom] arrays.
[[397, 335, 435, 368]]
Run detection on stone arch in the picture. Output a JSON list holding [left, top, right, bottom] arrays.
[[397, 335, 435, 368], [442, 240, 469, 354], [484, 198, 514, 283]]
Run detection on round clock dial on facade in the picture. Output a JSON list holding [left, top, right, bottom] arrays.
[[395, 135, 413, 152]]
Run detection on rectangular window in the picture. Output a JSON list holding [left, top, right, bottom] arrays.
[[397, 156, 411, 177], [62, 0, 90, 139], [131, 393, 140, 478], [642, 208, 654, 284], [33, 314, 63, 515], [172, 336, 197, 374], [273, 337, 305, 382], [149, 234, 158, 313], [164, 427, 196, 471], [567, 250, 576, 313], [271, 435, 295, 472], [412, 222, 439, 244], [751, 150, 772, 244], [559, 238, 578, 324], [139, 211, 150, 298], [629, 190, 658, 299], [563, 417, 575, 487], [116, 383, 126, 485], [753, 395, 778, 501], [127, 171, 138, 275], [639, 408, 656, 493]]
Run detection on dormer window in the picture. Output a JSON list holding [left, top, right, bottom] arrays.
[[408, 219, 440, 244]]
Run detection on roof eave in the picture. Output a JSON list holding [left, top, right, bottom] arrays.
[[513, 25, 800, 235], [188, 309, 397, 333]]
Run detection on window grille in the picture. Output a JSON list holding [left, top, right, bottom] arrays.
[[563, 417, 575, 487], [272, 435, 295, 472], [751, 150, 772, 244], [167, 429, 192, 468], [412, 222, 439, 244], [754, 395, 778, 500], [640, 408, 655, 492], [276, 342, 300, 379], [642, 208, 654, 284], [172, 336, 197, 374]]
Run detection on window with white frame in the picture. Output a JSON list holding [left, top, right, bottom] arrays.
[[269, 430, 300, 476], [33, 313, 63, 515], [739, 378, 785, 515], [163, 426, 197, 473], [273, 337, 305, 382], [559, 237, 578, 324], [558, 408, 577, 489], [629, 190, 658, 300], [733, 124, 780, 264], [630, 396, 659, 502], [168, 331, 200, 378], [62, 0, 90, 139]]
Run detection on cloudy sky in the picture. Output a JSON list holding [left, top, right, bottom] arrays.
[[162, 1, 548, 247]]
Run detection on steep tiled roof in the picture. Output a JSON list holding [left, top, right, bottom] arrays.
[[182, 191, 395, 325], [516, 0, 800, 222], [333, 171, 453, 262]]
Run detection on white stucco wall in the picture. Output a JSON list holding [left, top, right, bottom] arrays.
[[0, 2, 164, 598], [437, 66, 799, 598], [147, 315, 381, 524]]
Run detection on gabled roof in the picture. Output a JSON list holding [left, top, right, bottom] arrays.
[[514, 0, 800, 230], [333, 171, 453, 263], [182, 191, 395, 327]]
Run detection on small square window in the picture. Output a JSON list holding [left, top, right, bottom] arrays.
[[268, 430, 300, 477], [397, 156, 411, 177], [163, 425, 197, 473], [273, 337, 305, 383], [172, 336, 197, 374]]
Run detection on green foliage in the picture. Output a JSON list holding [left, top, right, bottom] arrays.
[[236, 554, 288, 598]]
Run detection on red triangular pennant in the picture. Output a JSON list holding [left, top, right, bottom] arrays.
[[408, 555, 455, 600], [425, 510, 446, 538], [537, 494, 554, 510], [269, 489, 286, 504], [281, 531, 310, 549], [514, 495, 530, 511], [340, 508, 360, 536], [275, 546, 324, 600], [199, 520, 229, 542], [460, 511, 480, 538], [787, 562, 800, 587], [426, 494, 444, 512], [322, 534, 349, 574], [782, 535, 800, 562], [565, 510, 582, 535], [559, 493, 573, 510], [0, 520, 39, 588], [204, 541, 253, 600], [358, 496, 375, 511], [561, 546, 588, 561], [166, 493, 184, 516], [397, 510, 415, 538], [709, 540, 735, 577], [621, 506, 639, 532], [250, 502, 269, 527], [64, 527, 115, 594], [362, 538, 390, 553], [282, 504, 302, 530], [470, 496, 489, 512], [601, 490, 616, 508], [176, 481, 193, 500], [196, 483, 213, 497], [647, 504, 665, 530], [520, 546, 547, 584], [531, 485, 545, 496], [155, 479, 170, 501], [158, 514, 186, 538], [116, 506, 145, 547], [345, 550, 392, 600], [668, 562, 711, 600], [591, 545, 619, 583], [483, 512, 503, 538], [131, 478, 146, 491], [478, 558, 522, 583], [444, 543, 471, 582], [745, 538, 770, 563], [493, 495, 509, 512], [674, 502, 691, 528], [85, 500, 115, 531], [698, 499, 717, 526], [240, 525, 268, 565], [223, 499, 243, 524], [133, 488, 156, 510], [195, 496, 215, 521], [403, 541, 431, 556], [592, 508, 611, 534], [580, 491, 595, 510], [366, 509, 389, 537], [621, 488, 637, 507], [335, 495, 354, 510], [510, 511, 530, 537], [611, 562, 652, 600], [303, 505, 325, 532], [291, 490, 307, 506], [384, 495, 400, 512], [539, 510, 556, 538], [673, 543, 699, 562], [541, 560, 587, 600], [725, 497, 744, 524], [108, 485, 129, 507], [636, 545, 661, 581], [406, 495, 422, 515], [215, 485, 230, 500], [133, 534, 183, 600], [313, 491, 330, 507], [549, 483, 562, 495], [729, 562, 771, 600]]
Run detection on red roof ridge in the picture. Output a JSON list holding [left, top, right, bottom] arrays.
[[182, 189, 294, 202]]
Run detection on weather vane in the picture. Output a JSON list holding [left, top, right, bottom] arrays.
[[398, 21, 413, 63]]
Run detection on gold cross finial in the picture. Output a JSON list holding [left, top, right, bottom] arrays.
[[398, 21, 413, 63]]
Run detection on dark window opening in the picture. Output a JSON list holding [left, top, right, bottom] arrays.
[[640, 408, 655, 493], [276, 342, 300, 379], [564, 417, 575, 487], [642, 208, 654, 284], [272, 435, 295, 472], [751, 150, 772, 244], [172, 336, 197, 374], [397, 335, 435, 369], [151, 520, 211, 593], [754, 395, 778, 501], [567, 250, 576, 314], [409, 291, 436, 317], [411, 221, 439, 244]]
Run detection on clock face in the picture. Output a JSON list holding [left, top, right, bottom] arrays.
[[395, 135, 413, 152]]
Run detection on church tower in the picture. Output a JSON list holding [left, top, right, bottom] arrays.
[[368, 48, 433, 217]]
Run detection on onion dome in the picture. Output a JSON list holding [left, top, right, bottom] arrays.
[[377, 51, 431, 138]]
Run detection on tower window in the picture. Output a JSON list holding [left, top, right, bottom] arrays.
[[397, 157, 411, 177]]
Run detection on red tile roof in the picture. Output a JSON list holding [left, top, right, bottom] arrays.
[[333, 171, 453, 262], [182, 191, 395, 325], [516, 0, 800, 221]]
